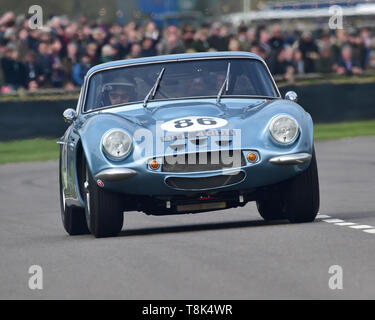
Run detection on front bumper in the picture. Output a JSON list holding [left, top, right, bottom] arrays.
[[95, 152, 312, 196], [96, 168, 137, 181], [269, 153, 312, 165]]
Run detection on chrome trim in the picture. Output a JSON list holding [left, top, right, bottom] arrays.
[[80, 55, 281, 114], [63, 108, 77, 124], [95, 168, 137, 181], [285, 91, 298, 102], [269, 153, 312, 165]]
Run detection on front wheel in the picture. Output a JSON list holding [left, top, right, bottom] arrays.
[[83, 158, 124, 238], [256, 192, 285, 221], [256, 148, 320, 223], [282, 148, 320, 223]]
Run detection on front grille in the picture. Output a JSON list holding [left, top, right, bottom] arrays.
[[165, 172, 246, 190], [162, 151, 246, 173]]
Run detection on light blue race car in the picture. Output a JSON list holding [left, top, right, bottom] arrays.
[[59, 52, 320, 238]]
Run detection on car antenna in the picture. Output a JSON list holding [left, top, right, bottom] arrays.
[[143, 67, 166, 108]]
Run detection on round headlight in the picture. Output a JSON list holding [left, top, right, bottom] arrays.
[[270, 115, 299, 145], [102, 129, 132, 160]]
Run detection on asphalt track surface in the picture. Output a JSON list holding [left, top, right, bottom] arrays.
[[0, 137, 374, 300]]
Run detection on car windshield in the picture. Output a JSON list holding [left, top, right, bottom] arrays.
[[84, 58, 279, 112]]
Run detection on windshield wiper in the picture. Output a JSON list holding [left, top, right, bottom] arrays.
[[216, 62, 231, 104], [143, 67, 166, 108]]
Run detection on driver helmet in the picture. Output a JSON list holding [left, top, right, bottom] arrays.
[[101, 78, 137, 106]]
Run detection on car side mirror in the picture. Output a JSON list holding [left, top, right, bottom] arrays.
[[285, 91, 298, 103], [63, 108, 77, 124]]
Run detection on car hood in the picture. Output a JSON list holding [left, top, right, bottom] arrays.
[[110, 99, 273, 130]]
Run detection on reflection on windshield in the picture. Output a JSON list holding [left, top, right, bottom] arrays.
[[85, 59, 278, 112]]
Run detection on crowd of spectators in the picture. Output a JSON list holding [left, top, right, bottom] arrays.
[[1, 10, 375, 93]]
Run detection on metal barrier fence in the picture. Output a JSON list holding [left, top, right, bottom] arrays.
[[0, 78, 375, 141]]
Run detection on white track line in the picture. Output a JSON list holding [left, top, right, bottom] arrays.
[[335, 222, 356, 226], [349, 225, 374, 230], [317, 214, 375, 236], [323, 219, 345, 223], [317, 214, 331, 219]]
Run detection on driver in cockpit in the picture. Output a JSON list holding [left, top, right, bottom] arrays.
[[101, 80, 137, 107]]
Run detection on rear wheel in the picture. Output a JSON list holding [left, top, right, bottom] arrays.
[[257, 148, 320, 223], [59, 155, 89, 236], [83, 157, 124, 238]]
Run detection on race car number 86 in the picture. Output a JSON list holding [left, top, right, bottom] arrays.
[[174, 118, 217, 128], [161, 116, 228, 132]]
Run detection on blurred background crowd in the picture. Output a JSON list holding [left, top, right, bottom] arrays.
[[1, 6, 375, 93]]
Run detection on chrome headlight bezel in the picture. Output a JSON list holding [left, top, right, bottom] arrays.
[[269, 115, 300, 145], [102, 129, 133, 161]]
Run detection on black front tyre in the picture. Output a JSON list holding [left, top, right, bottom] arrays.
[[256, 148, 320, 223], [59, 156, 90, 236], [282, 149, 320, 223], [256, 192, 285, 221], [83, 158, 124, 238]]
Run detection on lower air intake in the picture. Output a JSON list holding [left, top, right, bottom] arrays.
[[165, 172, 245, 190]]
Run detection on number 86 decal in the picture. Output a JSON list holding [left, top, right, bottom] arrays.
[[161, 116, 228, 132]]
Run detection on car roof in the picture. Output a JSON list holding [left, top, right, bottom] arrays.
[[85, 51, 264, 78]]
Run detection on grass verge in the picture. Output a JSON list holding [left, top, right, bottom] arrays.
[[0, 120, 375, 165], [314, 120, 375, 141], [0, 138, 59, 165]]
